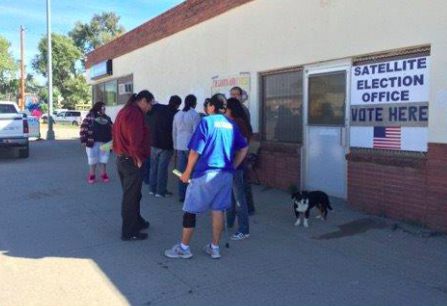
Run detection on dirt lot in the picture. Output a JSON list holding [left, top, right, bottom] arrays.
[[39, 123, 80, 140]]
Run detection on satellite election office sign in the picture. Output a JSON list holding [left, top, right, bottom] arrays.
[[350, 56, 430, 151]]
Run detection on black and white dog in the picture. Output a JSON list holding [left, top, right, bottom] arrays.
[[292, 191, 332, 227]]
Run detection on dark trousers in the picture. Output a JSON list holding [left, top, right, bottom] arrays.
[[117, 156, 146, 237]]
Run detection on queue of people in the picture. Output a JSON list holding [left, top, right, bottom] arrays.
[[80, 87, 255, 258]]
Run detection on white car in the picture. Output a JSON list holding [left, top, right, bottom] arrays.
[[0, 101, 29, 158], [54, 110, 85, 126]]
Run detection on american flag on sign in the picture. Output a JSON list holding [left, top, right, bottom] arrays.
[[373, 126, 401, 150]]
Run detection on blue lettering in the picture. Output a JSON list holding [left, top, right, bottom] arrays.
[[357, 80, 365, 90], [398, 107, 407, 121], [408, 106, 418, 121], [354, 66, 361, 76], [401, 90, 409, 101], [351, 108, 358, 121], [419, 105, 428, 121], [391, 91, 400, 101], [372, 79, 379, 89], [414, 74, 424, 86], [362, 92, 370, 102], [417, 58, 427, 69], [389, 107, 398, 121], [359, 109, 366, 121], [367, 108, 375, 121], [362, 66, 370, 75], [375, 108, 383, 121]]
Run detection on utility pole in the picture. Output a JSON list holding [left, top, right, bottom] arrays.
[[19, 26, 25, 111], [46, 0, 55, 140]]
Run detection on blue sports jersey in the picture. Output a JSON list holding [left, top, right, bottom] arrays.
[[188, 114, 248, 178]]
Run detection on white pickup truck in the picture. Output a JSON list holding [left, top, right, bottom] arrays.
[[0, 101, 30, 158]]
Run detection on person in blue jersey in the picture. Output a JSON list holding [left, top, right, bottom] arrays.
[[164, 94, 248, 259]]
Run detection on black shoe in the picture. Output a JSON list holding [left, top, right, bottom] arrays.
[[121, 232, 148, 241], [140, 220, 150, 230]]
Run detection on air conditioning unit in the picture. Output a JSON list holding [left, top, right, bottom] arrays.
[[119, 82, 133, 95]]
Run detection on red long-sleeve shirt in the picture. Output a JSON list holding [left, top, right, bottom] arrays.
[[113, 104, 150, 162]]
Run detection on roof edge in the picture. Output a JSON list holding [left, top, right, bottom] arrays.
[[85, 0, 254, 68]]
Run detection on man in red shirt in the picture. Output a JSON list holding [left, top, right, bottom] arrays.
[[113, 90, 154, 241]]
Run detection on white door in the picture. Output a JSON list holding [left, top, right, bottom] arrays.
[[303, 64, 350, 199]]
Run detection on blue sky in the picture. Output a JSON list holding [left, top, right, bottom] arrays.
[[0, 0, 184, 80]]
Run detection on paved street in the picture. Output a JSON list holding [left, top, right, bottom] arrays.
[[0, 139, 446, 306]]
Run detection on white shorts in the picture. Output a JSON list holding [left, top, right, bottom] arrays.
[[86, 142, 110, 165]]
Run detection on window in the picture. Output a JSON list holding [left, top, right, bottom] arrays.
[[119, 82, 133, 95], [104, 80, 117, 106], [262, 70, 303, 143], [92, 80, 117, 106], [0, 104, 17, 114], [125, 83, 133, 93], [308, 71, 346, 125]]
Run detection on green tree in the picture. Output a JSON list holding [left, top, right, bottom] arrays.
[[32, 33, 82, 100], [0, 36, 18, 100], [25, 73, 43, 95], [63, 75, 91, 109], [38, 86, 61, 105], [69, 12, 125, 56]]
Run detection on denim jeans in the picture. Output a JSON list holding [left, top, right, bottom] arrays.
[[227, 168, 249, 234], [141, 156, 151, 185], [149, 147, 173, 195], [176, 150, 188, 200]]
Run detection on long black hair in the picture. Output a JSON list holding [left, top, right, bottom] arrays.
[[226, 97, 252, 133], [90, 101, 105, 115], [183, 94, 197, 112], [125, 90, 154, 107]]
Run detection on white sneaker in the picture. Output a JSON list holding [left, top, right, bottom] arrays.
[[203, 244, 221, 259], [231, 232, 250, 240], [164, 244, 193, 259], [149, 191, 155, 196]]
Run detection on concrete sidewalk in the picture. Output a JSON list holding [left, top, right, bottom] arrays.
[[0, 140, 446, 306]]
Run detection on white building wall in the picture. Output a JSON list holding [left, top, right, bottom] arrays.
[[88, 0, 447, 142]]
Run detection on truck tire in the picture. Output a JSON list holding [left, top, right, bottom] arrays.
[[72, 121, 79, 126], [19, 144, 29, 158]]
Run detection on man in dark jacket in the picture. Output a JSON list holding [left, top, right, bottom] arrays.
[[149, 95, 181, 197], [141, 101, 162, 185]]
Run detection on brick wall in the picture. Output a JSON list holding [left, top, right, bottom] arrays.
[[425, 143, 447, 231], [347, 144, 447, 232], [251, 142, 301, 191], [86, 0, 254, 68]]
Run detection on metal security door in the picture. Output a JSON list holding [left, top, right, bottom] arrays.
[[303, 64, 350, 199]]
